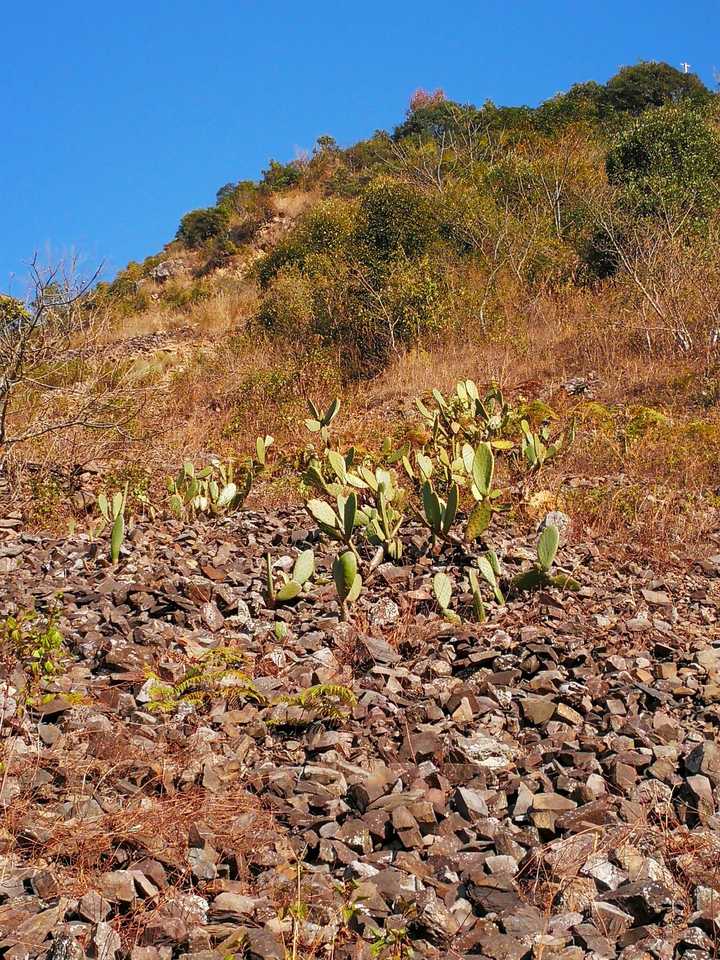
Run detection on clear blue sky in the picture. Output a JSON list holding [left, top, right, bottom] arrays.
[[1, 0, 718, 295]]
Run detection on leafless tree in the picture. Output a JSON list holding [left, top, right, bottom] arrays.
[[0, 256, 138, 462]]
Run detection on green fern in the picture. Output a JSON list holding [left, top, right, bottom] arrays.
[[146, 651, 356, 727], [147, 647, 267, 712], [272, 683, 357, 725]]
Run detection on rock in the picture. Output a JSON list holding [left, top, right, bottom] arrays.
[[211, 892, 258, 918], [370, 597, 400, 628], [591, 901, 634, 939], [3, 503, 720, 955], [100, 870, 136, 903], [245, 927, 285, 959], [454, 787, 489, 820], [94, 921, 121, 960], [539, 511, 572, 546], [0, 902, 67, 951], [457, 733, 515, 770], [363, 635, 401, 665], [78, 891, 111, 923], [686, 742, 720, 784], [150, 258, 186, 282], [600, 880, 678, 923]]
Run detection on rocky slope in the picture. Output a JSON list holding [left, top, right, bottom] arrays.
[[1, 510, 720, 959]]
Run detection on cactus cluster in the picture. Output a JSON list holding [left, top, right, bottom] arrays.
[[166, 436, 272, 519], [510, 525, 580, 593], [307, 492, 359, 550], [305, 397, 340, 449], [416, 380, 515, 451], [520, 419, 574, 472]]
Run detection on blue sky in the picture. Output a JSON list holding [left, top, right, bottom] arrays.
[[1, 0, 718, 295]]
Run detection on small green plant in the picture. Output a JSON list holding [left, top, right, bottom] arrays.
[[432, 571, 460, 623], [415, 380, 516, 451], [333, 550, 362, 618], [97, 483, 128, 564], [353, 467, 406, 560], [146, 647, 267, 712], [419, 480, 459, 545], [265, 549, 315, 605], [475, 550, 506, 605], [0, 607, 65, 681], [167, 438, 272, 519], [467, 569, 486, 622], [307, 492, 359, 551], [465, 442, 500, 540], [510, 525, 580, 593], [273, 684, 357, 725], [369, 925, 414, 959]]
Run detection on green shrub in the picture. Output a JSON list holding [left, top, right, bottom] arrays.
[[257, 266, 315, 336], [217, 180, 274, 242], [358, 177, 438, 258], [200, 237, 239, 273], [606, 106, 720, 220], [601, 62, 711, 116], [256, 199, 356, 287], [299, 198, 356, 254], [261, 158, 302, 191], [535, 82, 604, 131], [0, 295, 30, 329], [177, 207, 230, 248], [0, 607, 65, 681], [161, 279, 212, 311]]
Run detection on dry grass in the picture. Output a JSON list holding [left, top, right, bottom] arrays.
[[518, 811, 720, 943], [6, 264, 720, 558], [2, 740, 280, 950]]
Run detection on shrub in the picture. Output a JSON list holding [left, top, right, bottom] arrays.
[[261, 158, 302, 191], [161, 279, 212, 311], [601, 62, 711, 116], [606, 106, 720, 220], [217, 180, 274, 242], [0, 607, 65, 682], [0, 295, 30, 330], [580, 226, 622, 280], [358, 177, 438, 257], [257, 266, 315, 336], [378, 255, 450, 341], [176, 207, 230, 248], [200, 237, 239, 274], [255, 199, 356, 287], [535, 82, 604, 131], [299, 198, 356, 254]]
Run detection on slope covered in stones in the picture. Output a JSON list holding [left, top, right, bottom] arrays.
[[1, 504, 719, 958]]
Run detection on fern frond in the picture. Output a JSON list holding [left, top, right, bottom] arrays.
[[146, 647, 265, 712], [276, 683, 357, 725]]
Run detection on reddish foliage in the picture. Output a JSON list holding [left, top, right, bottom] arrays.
[[408, 87, 446, 114]]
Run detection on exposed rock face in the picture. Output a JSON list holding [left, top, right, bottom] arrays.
[[0, 507, 719, 957], [150, 258, 187, 282]]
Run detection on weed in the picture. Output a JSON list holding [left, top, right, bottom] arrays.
[[0, 606, 66, 687]]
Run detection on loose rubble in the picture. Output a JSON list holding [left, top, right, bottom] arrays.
[[1, 508, 719, 959]]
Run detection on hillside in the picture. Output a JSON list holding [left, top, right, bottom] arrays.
[[1, 62, 720, 959], [2, 62, 720, 554]]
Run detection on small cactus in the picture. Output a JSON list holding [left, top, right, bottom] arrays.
[[97, 483, 128, 564], [510, 525, 580, 594], [265, 549, 315, 606], [432, 571, 460, 623], [333, 550, 362, 618]]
